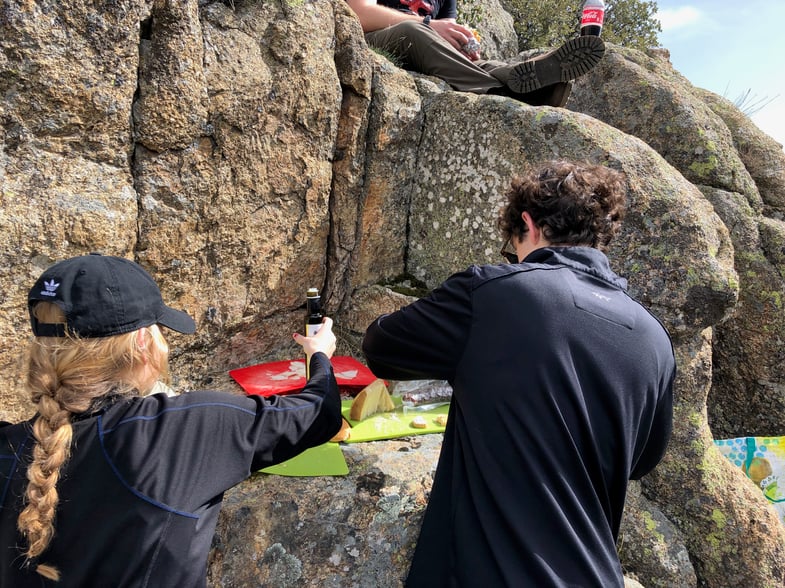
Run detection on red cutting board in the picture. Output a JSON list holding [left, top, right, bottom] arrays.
[[230, 356, 378, 397]]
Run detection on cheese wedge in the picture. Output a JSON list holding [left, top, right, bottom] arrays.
[[349, 379, 394, 421]]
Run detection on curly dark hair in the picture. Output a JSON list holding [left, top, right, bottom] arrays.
[[498, 160, 627, 251]]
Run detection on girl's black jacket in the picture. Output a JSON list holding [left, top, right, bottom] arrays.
[[1, 352, 341, 587]]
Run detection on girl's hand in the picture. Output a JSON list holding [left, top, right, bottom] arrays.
[[293, 317, 336, 359]]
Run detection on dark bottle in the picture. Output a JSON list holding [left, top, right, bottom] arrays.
[[580, 0, 605, 37], [304, 287, 322, 379]]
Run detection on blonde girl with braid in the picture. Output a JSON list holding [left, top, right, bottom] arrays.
[[18, 302, 169, 580], [1, 254, 341, 586]]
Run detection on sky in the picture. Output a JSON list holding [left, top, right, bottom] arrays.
[[653, 0, 785, 149]]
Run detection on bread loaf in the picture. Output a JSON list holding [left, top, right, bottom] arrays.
[[330, 418, 352, 442], [349, 379, 394, 421]]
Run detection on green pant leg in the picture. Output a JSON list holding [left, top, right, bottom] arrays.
[[364, 20, 511, 94]]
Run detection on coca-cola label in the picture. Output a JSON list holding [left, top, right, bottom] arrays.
[[581, 8, 605, 26]]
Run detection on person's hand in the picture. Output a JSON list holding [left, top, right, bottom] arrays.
[[293, 317, 336, 359], [430, 20, 481, 61], [462, 43, 481, 62]]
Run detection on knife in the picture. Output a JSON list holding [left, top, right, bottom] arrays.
[[399, 401, 450, 412]]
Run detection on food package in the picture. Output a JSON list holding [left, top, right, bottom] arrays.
[[715, 436, 785, 525]]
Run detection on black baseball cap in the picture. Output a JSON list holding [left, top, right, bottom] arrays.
[[28, 253, 196, 338]]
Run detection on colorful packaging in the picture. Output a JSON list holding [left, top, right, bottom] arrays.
[[715, 436, 785, 523]]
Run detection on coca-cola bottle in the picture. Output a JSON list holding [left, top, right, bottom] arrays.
[[580, 0, 605, 37]]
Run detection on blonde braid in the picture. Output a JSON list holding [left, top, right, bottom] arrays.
[[17, 364, 73, 581]]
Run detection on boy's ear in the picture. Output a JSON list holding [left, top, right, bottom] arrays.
[[521, 211, 541, 244]]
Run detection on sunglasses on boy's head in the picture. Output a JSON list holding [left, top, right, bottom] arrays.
[[500, 239, 518, 264]]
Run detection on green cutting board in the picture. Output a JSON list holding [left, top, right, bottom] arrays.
[[341, 397, 449, 443], [259, 442, 348, 477], [258, 397, 450, 475]]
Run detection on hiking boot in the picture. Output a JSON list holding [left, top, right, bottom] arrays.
[[506, 36, 605, 95], [548, 81, 573, 107], [488, 81, 573, 107], [515, 82, 573, 107]]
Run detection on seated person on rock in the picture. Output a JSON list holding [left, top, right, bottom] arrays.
[[345, 0, 605, 107]]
